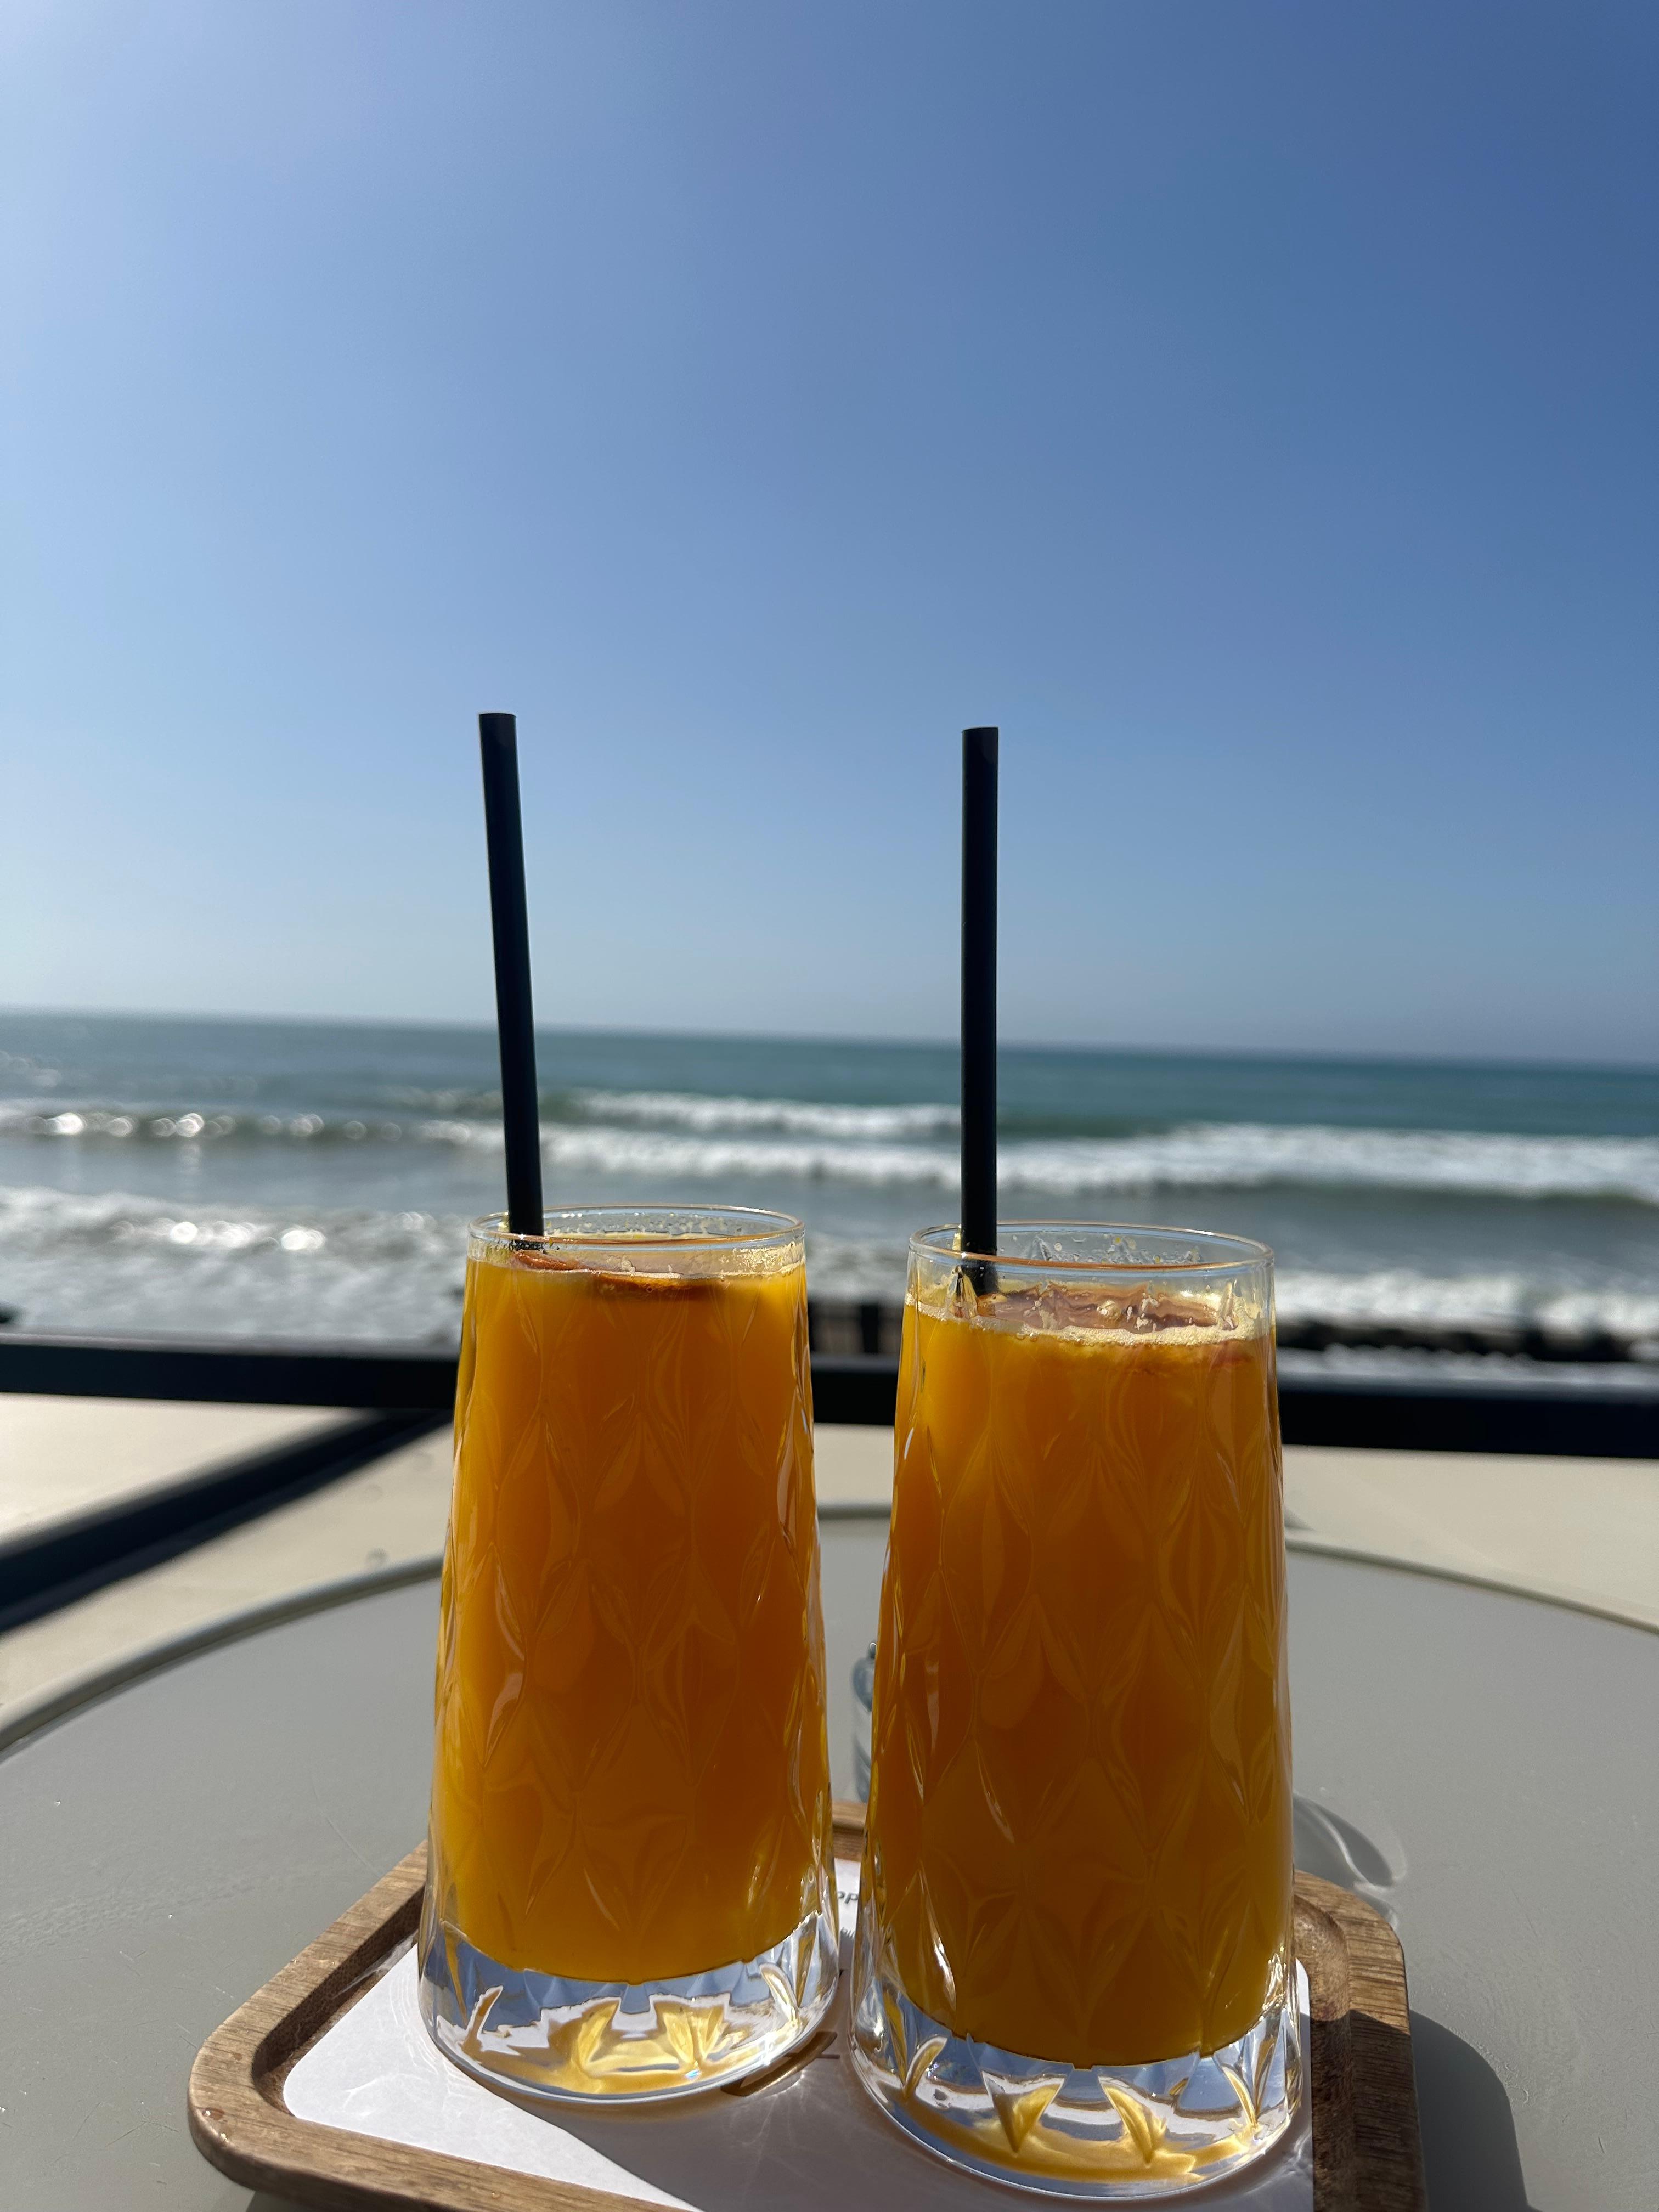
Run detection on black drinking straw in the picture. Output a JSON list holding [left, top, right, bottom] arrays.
[[960, 726, 999, 1284], [478, 713, 545, 1237]]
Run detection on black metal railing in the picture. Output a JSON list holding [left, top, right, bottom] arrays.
[[3, 1316, 1655, 1638], [3, 1322, 1655, 1453], [807, 1298, 1658, 1369], [0, 1327, 913, 1634]]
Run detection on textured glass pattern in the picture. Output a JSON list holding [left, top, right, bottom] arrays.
[[853, 1233, 1295, 2189], [421, 1223, 835, 2098]]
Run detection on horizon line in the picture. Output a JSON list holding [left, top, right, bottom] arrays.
[[2, 1003, 1656, 1079]]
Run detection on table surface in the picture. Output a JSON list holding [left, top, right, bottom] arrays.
[[2, 1521, 1655, 2212]]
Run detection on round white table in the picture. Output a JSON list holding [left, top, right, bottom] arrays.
[[2, 1523, 1654, 2209]]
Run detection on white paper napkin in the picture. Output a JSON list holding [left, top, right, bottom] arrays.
[[286, 1861, 1313, 2210]]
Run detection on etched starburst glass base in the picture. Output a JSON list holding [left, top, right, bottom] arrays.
[[420, 1894, 839, 2104], [850, 1908, 1301, 2198]]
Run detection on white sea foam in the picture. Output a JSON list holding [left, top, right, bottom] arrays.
[[0, 1184, 454, 1260], [2, 1184, 1655, 1351], [0, 1186, 466, 1342], [557, 1098, 1659, 1206], [520, 1120, 1659, 1205], [548, 1125, 947, 1185], [0, 1101, 380, 1143], [996, 1124, 1659, 1204], [1276, 1267, 1659, 1346], [5, 1096, 1655, 1204], [571, 1090, 961, 1140]]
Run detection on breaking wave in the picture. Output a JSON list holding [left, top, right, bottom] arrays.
[[456, 1116, 1659, 1205], [2, 1186, 1655, 1353], [1274, 1266, 1659, 1349], [5, 1093, 1657, 1204], [569, 1090, 960, 1139]]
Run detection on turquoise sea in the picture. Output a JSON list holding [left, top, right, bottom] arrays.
[[1, 1013, 1655, 1379]]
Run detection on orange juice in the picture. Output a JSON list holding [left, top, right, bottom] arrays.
[[426, 1239, 832, 1984], [865, 1275, 1292, 2067]]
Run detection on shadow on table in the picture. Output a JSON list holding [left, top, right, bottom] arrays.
[[1411, 2012, 1534, 2211]]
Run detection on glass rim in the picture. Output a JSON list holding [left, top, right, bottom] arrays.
[[909, 1220, 1273, 1273], [468, 1204, 805, 1255]]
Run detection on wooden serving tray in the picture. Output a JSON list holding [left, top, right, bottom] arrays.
[[190, 1808, 1424, 2212]]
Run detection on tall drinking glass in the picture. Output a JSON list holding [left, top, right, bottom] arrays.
[[420, 1207, 837, 2102], [853, 1225, 1297, 2194]]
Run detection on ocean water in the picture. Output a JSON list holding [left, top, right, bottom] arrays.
[[2, 1013, 1656, 1378]]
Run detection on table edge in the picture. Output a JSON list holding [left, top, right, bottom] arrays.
[[0, 1554, 444, 1760], [1284, 1531, 1659, 1640]]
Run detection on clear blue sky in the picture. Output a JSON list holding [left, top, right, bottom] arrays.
[[4, 1, 1655, 1062]]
